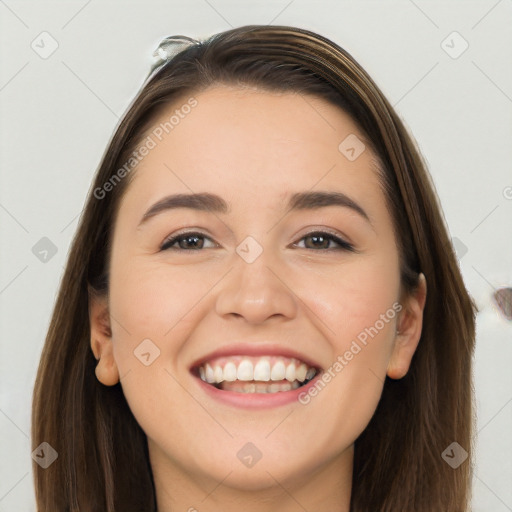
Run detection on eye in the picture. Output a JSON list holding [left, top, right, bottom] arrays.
[[294, 231, 355, 252], [160, 231, 216, 251], [160, 230, 355, 252]]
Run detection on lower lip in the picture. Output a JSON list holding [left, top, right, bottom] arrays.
[[192, 373, 323, 409]]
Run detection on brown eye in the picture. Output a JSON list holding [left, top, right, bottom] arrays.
[[160, 230, 355, 252], [161, 232, 214, 251], [296, 231, 354, 252]]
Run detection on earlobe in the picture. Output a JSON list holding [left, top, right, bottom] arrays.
[[387, 273, 427, 380], [88, 286, 120, 386], [94, 345, 120, 386]]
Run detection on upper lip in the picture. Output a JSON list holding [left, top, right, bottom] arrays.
[[189, 343, 323, 371]]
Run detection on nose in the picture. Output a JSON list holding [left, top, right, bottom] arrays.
[[214, 247, 298, 325]]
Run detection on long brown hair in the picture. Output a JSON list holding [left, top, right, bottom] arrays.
[[32, 25, 477, 511]]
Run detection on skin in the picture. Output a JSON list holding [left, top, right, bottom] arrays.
[[89, 85, 427, 512]]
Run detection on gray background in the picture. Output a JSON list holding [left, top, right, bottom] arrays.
[[1, 0, 511, 510]]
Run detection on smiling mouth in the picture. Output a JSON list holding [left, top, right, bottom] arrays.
[[191, 355, 320, 394]]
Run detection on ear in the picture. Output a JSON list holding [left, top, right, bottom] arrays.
[[88, 285, 119, 386], [387, 273, 427, 380]]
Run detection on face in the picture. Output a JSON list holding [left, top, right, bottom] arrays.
[[90, 85, 426, 499]]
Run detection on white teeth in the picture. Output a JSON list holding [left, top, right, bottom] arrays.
[[214, 365, 223, 383], [205, 363, 215, 383], [255, 382, 270, 393], [296, 363, 308, 382], [253, 359, 271, 381], [223, 362, 237, 381], [197, 355, 318, 390], [220, 380, 302, 393], [270, 360, 286, 380], [237, 359, 253, 381], [285, 362, 296, 382]]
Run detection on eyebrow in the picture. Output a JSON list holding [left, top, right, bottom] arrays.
[[137, 190, 372, 227]]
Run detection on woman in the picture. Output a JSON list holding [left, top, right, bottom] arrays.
[[32, 25, 477, 511]]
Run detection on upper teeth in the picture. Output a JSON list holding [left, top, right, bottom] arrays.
[[198, 356, 317, 384]]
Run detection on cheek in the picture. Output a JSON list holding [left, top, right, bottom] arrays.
[[109, 256, 203, 334], [294, 254, 401, 435], [106, 261, 213, 443], [304, 251, 401, 348], [107, 256, 222, 379]]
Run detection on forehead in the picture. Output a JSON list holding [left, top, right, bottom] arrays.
[[119, 85, 384, 218]]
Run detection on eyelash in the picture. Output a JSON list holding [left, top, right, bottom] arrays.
[[160, 230, 355, 252]]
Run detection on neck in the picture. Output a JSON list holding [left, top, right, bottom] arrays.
[[149, 441, 353, 512]]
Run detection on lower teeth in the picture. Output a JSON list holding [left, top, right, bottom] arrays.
[[216, 379, 309, 393]]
